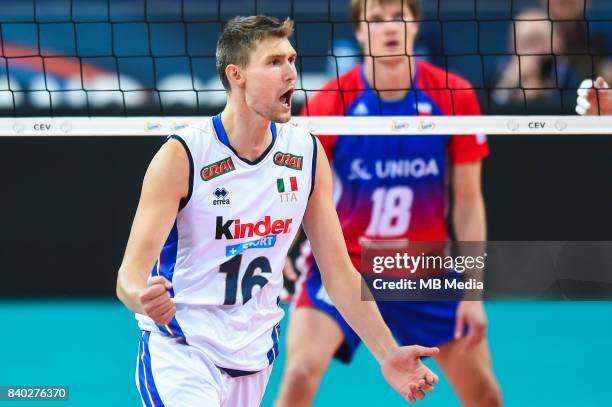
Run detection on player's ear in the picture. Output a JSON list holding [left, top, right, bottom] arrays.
[[226, 64, 246, 89], [354, 22, 368, 51], [408, 20, 419, 38]]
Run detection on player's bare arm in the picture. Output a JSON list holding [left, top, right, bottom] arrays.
[[116, 139, 188, 324], [282, 228, 303, 282], [452, 160, 488, 352], [452, 161, 486, 242], [302, 137, 439, 403]]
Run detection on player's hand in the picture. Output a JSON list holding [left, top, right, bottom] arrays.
[[454, 300, 487, 353], [280, 257, 298, 304], [283, 257, 298, 282], [576, 77, 612, 115], [380, 345, 440, 403], [138, 276, 176, 325]]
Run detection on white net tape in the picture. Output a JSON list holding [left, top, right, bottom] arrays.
[[1, 115, 611, 136]]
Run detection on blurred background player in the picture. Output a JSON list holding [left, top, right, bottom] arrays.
[[491, 7, 583, 114], [275, 1, 502, 406], [543, 0, 612, 84]]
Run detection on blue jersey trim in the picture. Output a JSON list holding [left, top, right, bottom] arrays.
[[137, 336, 150, 406], [309, 134, 317, 199], [212, 113, 229, 146], [152, 222, 185, 338], [166, 134, 194, 211], [154, 222, 178, 295], [212, 113, 277, 166], [138, 331, 166, 407], [266, 322, 281, 365]]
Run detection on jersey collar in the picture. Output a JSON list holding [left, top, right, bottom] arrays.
[[212, 113, 277, 166]]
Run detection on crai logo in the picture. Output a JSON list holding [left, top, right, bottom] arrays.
[[201, 157, 235, 181], [273, 151, 303, 170]]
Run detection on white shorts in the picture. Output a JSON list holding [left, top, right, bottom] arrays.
[[135, 331, 273, 407]]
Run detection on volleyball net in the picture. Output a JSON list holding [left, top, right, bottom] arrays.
[[0, 0, 611, 136]]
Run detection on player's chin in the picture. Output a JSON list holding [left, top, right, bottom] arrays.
[[273, 108, 292, 123], [375, 54, 405, 64]]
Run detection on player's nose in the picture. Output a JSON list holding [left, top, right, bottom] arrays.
[[383, 19, 402, 33], [285, 62, 297, 82]]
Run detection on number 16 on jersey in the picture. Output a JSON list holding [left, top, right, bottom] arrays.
[[219, 255, 272, 305]]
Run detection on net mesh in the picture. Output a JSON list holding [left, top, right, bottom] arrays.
[[0, 0, 611, 135]]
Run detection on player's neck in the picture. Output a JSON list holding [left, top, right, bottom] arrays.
[[363, 57, 416, 101], [219, 102, 273, 161]]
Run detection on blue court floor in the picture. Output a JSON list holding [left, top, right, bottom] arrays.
[[0, 301, 610, 406]]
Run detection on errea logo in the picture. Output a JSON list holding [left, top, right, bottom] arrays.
[[201, 157, 235, 181], [213, 187, 230, 206]]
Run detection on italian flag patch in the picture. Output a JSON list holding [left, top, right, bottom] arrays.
[[277, 176, 298, 193]]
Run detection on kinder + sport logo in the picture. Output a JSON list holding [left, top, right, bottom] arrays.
[[215, 216, 293, 240]]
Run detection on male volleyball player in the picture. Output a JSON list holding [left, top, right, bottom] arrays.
[[116, 15, 439, 406], [576, 77, 612, 115], [275, 1, 502, 406]]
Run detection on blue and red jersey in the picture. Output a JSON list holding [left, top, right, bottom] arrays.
[[301, 61, 489, 269]]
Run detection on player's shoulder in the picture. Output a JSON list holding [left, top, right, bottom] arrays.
[[274, 122, 318, 167], [162, 119, 217, 166], [417, 60, 474, 90], [169, 119, 213, 143], [417, 61, 480, 114], [165, 119, 217, 157], [276, 122, 315, 144]]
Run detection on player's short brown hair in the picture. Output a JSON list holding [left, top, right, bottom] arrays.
[[216, 15, 294, 92], [350, 0, 421, 27]]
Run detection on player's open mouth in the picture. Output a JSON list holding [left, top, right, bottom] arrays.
[[385, 40, 400, 48], [280, 88, 293, 109]]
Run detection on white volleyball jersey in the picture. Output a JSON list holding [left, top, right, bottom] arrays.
[[137, 114, 317, 371]]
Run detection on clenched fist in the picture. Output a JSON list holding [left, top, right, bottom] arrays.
[[138, 276, 176, 325]]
